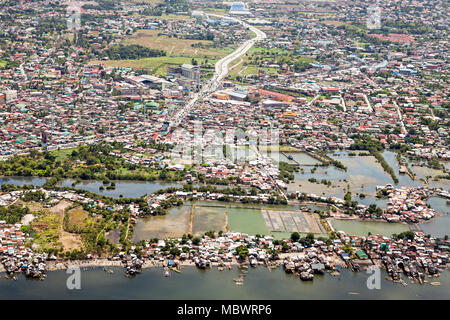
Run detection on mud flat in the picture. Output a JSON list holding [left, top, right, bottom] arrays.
[[132, 205, 191, 241], [46, 259, 124, 271], [192, 205, 227, 235]]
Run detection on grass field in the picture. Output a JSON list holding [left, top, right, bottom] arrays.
[[203, 8, 227, 14], [32, 210, 61, 251], [66, 206, 90, 231], [321, 20, 347, 27], [158, 14, 191, 20], [21, 200, 45, 213], [91, 46, 232, 77], [50, 147, 76, 162], [124, 29, 223, 58], [89, 18, 238, 77], [227, 207, 298, 240], [0, 60, 7, 68], [90, 56, 193, 76], [31, 201, 84, 252], [227, 46, 293, 80]]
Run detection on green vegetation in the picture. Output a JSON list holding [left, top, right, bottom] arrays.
[[278, 161, 299, 183], [0, 204, 30, 224], [349, 135, 398, 183], [235, 245, 249, 259], [365, 204, 383, 217], [372, 150, 399, 184], [31, 210, 62, 252], [393, 231, 415, 241], [82, 0, 118, 10], [105, 44, 166, 60], [290, 232, 300, 242], [0, 142, 185, 183], [329, 159, 347, 171], [427, 157, 444, 170], [192, 236, 201, 245]]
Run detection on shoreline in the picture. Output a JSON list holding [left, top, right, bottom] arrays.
[[43, 258, 242, 272], [4, 259, 449, 286]]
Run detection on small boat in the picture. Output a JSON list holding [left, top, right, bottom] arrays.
[[300, 272, 313, 281], [287, 155, 294, 160], [431, 282, 440, 286], [348, 292, 360, 295], [171, 268, 181, 274], [163, 268, 171, 277]]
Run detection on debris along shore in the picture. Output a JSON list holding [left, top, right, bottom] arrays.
[[0, 187, 448, 285], [3, 230, 449, 288], [281, 230, 449, 284]]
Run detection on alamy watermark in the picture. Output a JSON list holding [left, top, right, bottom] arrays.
[[169, 122, 280, 165], [67, 2, 81, 31], [367, 4, 381, 30], [66, 265, 81, 290], [366, 265, 381, 290]]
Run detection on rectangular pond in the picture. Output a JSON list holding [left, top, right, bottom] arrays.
[[331, 219, 411, 237]]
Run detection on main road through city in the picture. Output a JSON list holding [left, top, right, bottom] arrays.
[[1, 17, 266, 160], [169, 14, 267, 129]]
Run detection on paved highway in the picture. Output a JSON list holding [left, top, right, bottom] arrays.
[[169, 14, 266, 129], [1, 17, 266, 159]]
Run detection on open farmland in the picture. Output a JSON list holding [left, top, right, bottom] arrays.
[[124, 29, 224, 58]]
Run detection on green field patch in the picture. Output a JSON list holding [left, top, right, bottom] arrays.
[[31, 211, 62, 251], [331, 219, 410, 237], [65, 206, 90, 232], [228, 207, 269, 236], [49, 147, 77, 162], [123, 29, 223, 58]]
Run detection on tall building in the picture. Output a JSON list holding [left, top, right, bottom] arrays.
[[181, 64, 201, 83]]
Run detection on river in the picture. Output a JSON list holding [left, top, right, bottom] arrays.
[[56, 179, 182, 198], [289, 151, 449, 208], [0, 267, 448, 299], [0, 176, 181, 198], [0, 177, 239, 199]]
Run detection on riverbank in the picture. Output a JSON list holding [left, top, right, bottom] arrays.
[[1, 266, 449, 300], [45, 258, 238, 272]]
